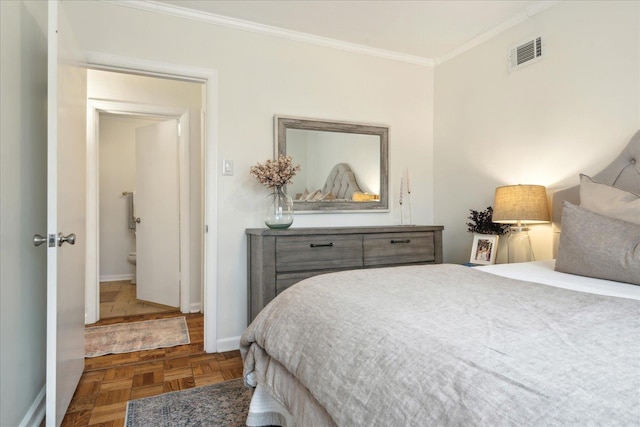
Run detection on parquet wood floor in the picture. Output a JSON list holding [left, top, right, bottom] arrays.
[[100, 281, 178, 319], [61, 312, 243, 427]]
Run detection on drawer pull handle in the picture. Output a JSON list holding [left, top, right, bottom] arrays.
[[310, 242, 334, 248], [391, 239, 411, 244]]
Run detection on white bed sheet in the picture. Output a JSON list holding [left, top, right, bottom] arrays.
[[476, 259, 640, 300], [246, 383, 294, 427]]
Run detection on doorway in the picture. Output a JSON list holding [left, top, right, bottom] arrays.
[[97, 114, 183, 318], [84, 57, 219, 353], [86, 69, 202, 322]]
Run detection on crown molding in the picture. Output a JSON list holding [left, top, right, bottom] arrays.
[[435, 1, 560, 65], [103, 0, 434, 67], [104, 0, 559, 68]]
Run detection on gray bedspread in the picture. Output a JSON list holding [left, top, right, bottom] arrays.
[[240, 264, 640, 426]]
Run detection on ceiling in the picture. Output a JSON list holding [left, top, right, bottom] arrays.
[[153, 0, 557, 62]]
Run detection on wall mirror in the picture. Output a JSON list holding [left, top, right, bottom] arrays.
[[276, 116, 389, 212]]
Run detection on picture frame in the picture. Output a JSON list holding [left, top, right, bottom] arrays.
[[469, 234, 499, 265]]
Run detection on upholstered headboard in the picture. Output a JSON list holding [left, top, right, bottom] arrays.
[[322, 163, 364, 200], [552, 130, 640, 225]]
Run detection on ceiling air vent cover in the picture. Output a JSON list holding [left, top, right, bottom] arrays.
[[509, 36, 544, 71]]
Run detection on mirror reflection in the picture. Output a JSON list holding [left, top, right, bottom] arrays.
[[287, 129, 380, 201], [276, 116, 389, 212]]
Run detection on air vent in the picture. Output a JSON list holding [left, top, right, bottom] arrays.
[[509, 36, 544, 71]]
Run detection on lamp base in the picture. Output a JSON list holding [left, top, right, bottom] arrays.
[[507, 226, 534, 263]]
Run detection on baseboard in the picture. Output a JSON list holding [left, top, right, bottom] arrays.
[[217, 336, 241, 352], [19, 386, 45, 427], [99, 273, 134, 282]]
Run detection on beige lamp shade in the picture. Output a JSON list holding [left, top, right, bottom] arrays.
[[492, 185, 550, 224]]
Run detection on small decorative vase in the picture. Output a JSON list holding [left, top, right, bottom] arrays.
[[264, 186, 294, 229]]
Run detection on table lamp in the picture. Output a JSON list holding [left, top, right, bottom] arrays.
[[492, 184, 550, 263]]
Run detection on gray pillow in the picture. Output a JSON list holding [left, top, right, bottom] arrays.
[[555, 202, 640, 285], [579, 174, 640, 225]]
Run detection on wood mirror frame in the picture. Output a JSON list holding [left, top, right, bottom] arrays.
[[275, 116, 389, 212]]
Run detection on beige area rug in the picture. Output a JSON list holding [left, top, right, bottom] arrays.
[[85, 316, 190, 357]]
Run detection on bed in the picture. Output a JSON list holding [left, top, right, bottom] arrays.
[[240, 130, 640, 426]]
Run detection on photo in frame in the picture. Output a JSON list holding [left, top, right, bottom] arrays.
[[469, 234, 499, 265]]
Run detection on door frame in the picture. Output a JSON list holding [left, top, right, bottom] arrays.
[[85, 52, 219, 352], [86, 101, 191, 320]]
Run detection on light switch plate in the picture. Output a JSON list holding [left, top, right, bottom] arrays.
[[222, 159, 234, 176]]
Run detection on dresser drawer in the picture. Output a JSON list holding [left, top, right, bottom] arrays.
[[276, 271, 319, 294], [363, 232, 435, 266], [276, 235, 363, 272], [276, 268, 358, 294]]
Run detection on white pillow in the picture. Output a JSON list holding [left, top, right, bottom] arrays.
[[579, 174, 640, 225]]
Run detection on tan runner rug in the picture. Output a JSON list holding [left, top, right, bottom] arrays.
[[85, 316, 190, 357]]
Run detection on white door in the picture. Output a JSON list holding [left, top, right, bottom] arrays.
[[135, 120, 181, 307], [46, 1, 87, 426]]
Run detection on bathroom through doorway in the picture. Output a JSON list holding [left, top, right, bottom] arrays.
[[86, 69, 205, 323], [98, 114, 182, 318]]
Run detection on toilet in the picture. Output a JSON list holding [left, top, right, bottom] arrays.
[[128, 252, 137, 284]]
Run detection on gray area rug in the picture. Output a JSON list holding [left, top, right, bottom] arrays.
[[125, 379, 252, 427]]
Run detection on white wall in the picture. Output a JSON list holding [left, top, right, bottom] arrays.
[[98, 114, 159, 280], [0, 1, 48, 425], [88, 70, 203, 307], [434, 0, 640, 264], [65, 1, 434, 343]]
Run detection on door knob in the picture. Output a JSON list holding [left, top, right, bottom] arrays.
[[58, 232, 76, 246], [33, 234, 47, 247]]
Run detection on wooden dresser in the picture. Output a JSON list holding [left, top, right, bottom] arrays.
[[246, 225, 444, 322]]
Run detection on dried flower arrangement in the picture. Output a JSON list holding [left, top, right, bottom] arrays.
[[466, 206, 509, 235], [250, 155, 301, 189]]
